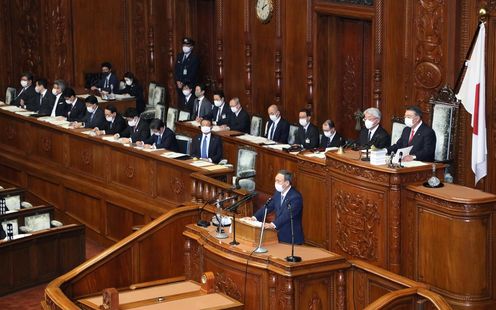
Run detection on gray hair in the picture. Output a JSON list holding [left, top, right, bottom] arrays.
[[278, 169, 293, 184], [364, 107, 381, 120], [54, 79, 66, 91], [230, 97, 240, 106]]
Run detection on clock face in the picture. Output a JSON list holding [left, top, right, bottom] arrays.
[[256, 0, 273, 23]]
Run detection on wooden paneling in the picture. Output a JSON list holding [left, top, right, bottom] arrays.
[[106, 203, 144, 241]]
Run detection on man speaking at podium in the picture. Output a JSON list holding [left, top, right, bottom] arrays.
[[249, 170, 304, 244]]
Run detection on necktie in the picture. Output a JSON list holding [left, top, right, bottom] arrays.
[[217, 108, 221, 122], [157, 134, 162, 146], [408, 129, 415, 144], [201, 135, 208, 158], [16, 88, 25, 99], [110, 121, 113, 129], [90, 112, 95, 122], [269, 124, 275, 140], [367, 130, 372, 142], [280, 194, 285, 206], [40, 94, 43, 105]]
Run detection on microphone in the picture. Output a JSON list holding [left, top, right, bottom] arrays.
[[285, 202, 301, 262], [225, 191, 257, 213], [342, 139, 356, 149], [398, 151, 403, 168], [388, 151, 395, 167], [234, 170, 256, 189], [197, 188, 238, 227]]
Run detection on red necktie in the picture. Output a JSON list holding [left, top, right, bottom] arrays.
[[408, 129, 415, 144]]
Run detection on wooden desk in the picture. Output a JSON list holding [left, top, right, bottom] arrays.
[[402, 183, 496, 310], [75, 88, 137, 113], [0, 107, 232, 244], [183, 224, 350, 309]]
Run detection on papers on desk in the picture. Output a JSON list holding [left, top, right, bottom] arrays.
[[0, 105, 25, 112], [263, 144, 291, 150], [211, 125, 226, 132], [15, 111, 36, 116], [392, 146, 413, 164], [136, 146, 162, 152], [202, 165, 228, 171], [114, 94, 134, 100], [161, 152, 188, 159], [101, 136, 120, 143], [77, 94, 108, 103], [2, 234, 32, 242], [189, 160, 214, 167], [236, 134, 272, 144], [239, 217, 262, 228], [187, 120, 201, 127], [401, 161, 429, 168], [81, 130, 97, 136], [304, 152, 326, 159]]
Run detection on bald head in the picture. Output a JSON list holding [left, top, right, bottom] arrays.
[[268, 105, 281, 120]]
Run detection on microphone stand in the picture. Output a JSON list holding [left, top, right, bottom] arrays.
[[225, 192, 258, 246], [285, 202, 301, 262], [214, 200, 228, 239], [229, 210, 240, 246], [197, 188, 235, 227], [398, 151, 403, 168], [254, 207, 269, 253], [361, 147, 370, 161]]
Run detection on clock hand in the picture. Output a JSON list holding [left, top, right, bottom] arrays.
[[262, 4, 267, 9]]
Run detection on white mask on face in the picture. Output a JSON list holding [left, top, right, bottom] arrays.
[[35, 86, 41, 93], [105, 116, 113, 122], [87, 106, 95, 113], [404, 117, 414, 127], [52, 88, 58, 96], [128, 119, 137, 127], [323, 130, 332, 138], [182, 89, 191, 96], [230, 106, 238, 113], [275, 182, 284, 192], [269, 114, 279, 122], [201, 126, 211, 134], [299, 118, 308, 127], [182, 45, 192, 54], [153, 131, 161, 136], [125, 78, 132, 86], [20, 80, 28, 87], [65, 99, 72, 105], [364, 119, 375, 129], [214, 100, 223, 107]]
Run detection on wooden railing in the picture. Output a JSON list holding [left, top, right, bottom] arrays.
[[364, 288, 453, 310]]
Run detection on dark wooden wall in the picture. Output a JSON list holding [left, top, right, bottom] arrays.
[[0, 0, 494, 193]]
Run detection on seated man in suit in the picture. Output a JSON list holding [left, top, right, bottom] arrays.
[[388, 106, 436, 162], [137, 118, 178, 151], [118, 107, 150, 143], [191, 83, 212, 121], [264, 104, 290, 143], [294, 108, 319, 149], [64, 88, 87, 122], [49, 80, 67, 117], [114, 72, 145, 114], [72, 96, 106, 129], [13, 72, 37, 111], [320, 120, 343, 148], [90, 62, 119, 93], [357, 107, 390, 149], [95, 104, 127, 136], [221, 97, 250, 133], [35, 78, 56, 115], [248, 170, 304, 244], [190, 117, 223, 163], [210, 90, 230, 125]]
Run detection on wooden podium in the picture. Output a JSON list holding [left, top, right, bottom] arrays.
[[235, 218, 278, 246]]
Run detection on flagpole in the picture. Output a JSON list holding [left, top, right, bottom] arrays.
[[454, 8, 488, 94]]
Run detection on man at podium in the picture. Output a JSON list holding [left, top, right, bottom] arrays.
[[250, 170, 304, 244]]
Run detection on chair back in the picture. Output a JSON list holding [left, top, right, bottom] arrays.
[[166, 107, 179, 131], [391, 117, 407, 146], [288, 124, 299, 144], [176, 135, 192, 154], [250, 116, 263, 136], [236, 148, 257, 191], [178, 110, 191, 121], [5, 87, 16, 105]]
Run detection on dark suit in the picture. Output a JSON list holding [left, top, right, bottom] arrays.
[[52, 94, 68, 117], [66, 98, 87, 122], [102, 114, 127, 135], [144, 128, 178, 151], [174, 52, 200, 86], [227, 108, 250, 133], [179, 93, 196, 115], [82, 107, 106, 129], [387, 122, 436, 162], [320, 132, 344, 148], [37, 91, 56, 115], [210, 104, 230, 125], [115, 83, 145, 114], [192, 97, 212, 119], [264, 118, 290, 144], [95, 73, 119, 92], [0, 226, 5, 240], [121, 118, 150, 143], [254, 187, 304, 244], [295, 123, 319, 149], [190, 133, 223, 164], [13, 85, 37, 111], [357, 126, 391, 149]]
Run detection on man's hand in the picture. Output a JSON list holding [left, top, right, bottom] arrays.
[[90, 86, 97, 90], [264, 222, 276, 229], [176, 81, 183, 89], [402, 155, 415, 162]]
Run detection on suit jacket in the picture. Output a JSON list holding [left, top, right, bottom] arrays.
[[295, 123, 319, 149], [264, 118, 290, 144], [357, 126, 391, 149], [144, 128, 178, 152], [96, 73, 119, 92], [190, 133, 223, 164], [179, 94, 196, 115], [121, 118, 150, 142], [253, 187, 304, 244], [387, 122, 436, 162], [52, 94, 68, 117], [66, 98, 87, 122], [14, 85, 37, 111], [320, 132, 344, 148], [82, 107, 106, 129], [115, 83, 145, 114], [210, 104, 230, 125], [227, 108, 250, 133], [0, 226, 5, 240], [174, 52, 200, 85], [37, 91, 56, 115], [102, 114, 127, 135], [192, 97, 212, 119]]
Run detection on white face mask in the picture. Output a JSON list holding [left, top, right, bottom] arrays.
[[201, 126, 211, 134], [182, 89, 191, 96], [275, 183, 284, 192], [125, 78, 132, 86], [404, 117, 414, 127], [65, 99, 72, 105], [20, 80, 28, 87], [182, 45, 192, 54], [214, 100, 223, 107], [52, 88, 59, 96], [299, 118, 308, 127], [128, 119, 137, 127], [105, 116, 114, 122], [269, 114, 279, 122], [364, 119, 375, 129], [323, 130, 333, 138], [230, 106, 238, 113], [153, 131, 161, 136], [87, 106, 95, 113], [35, 86, 41, 93]]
